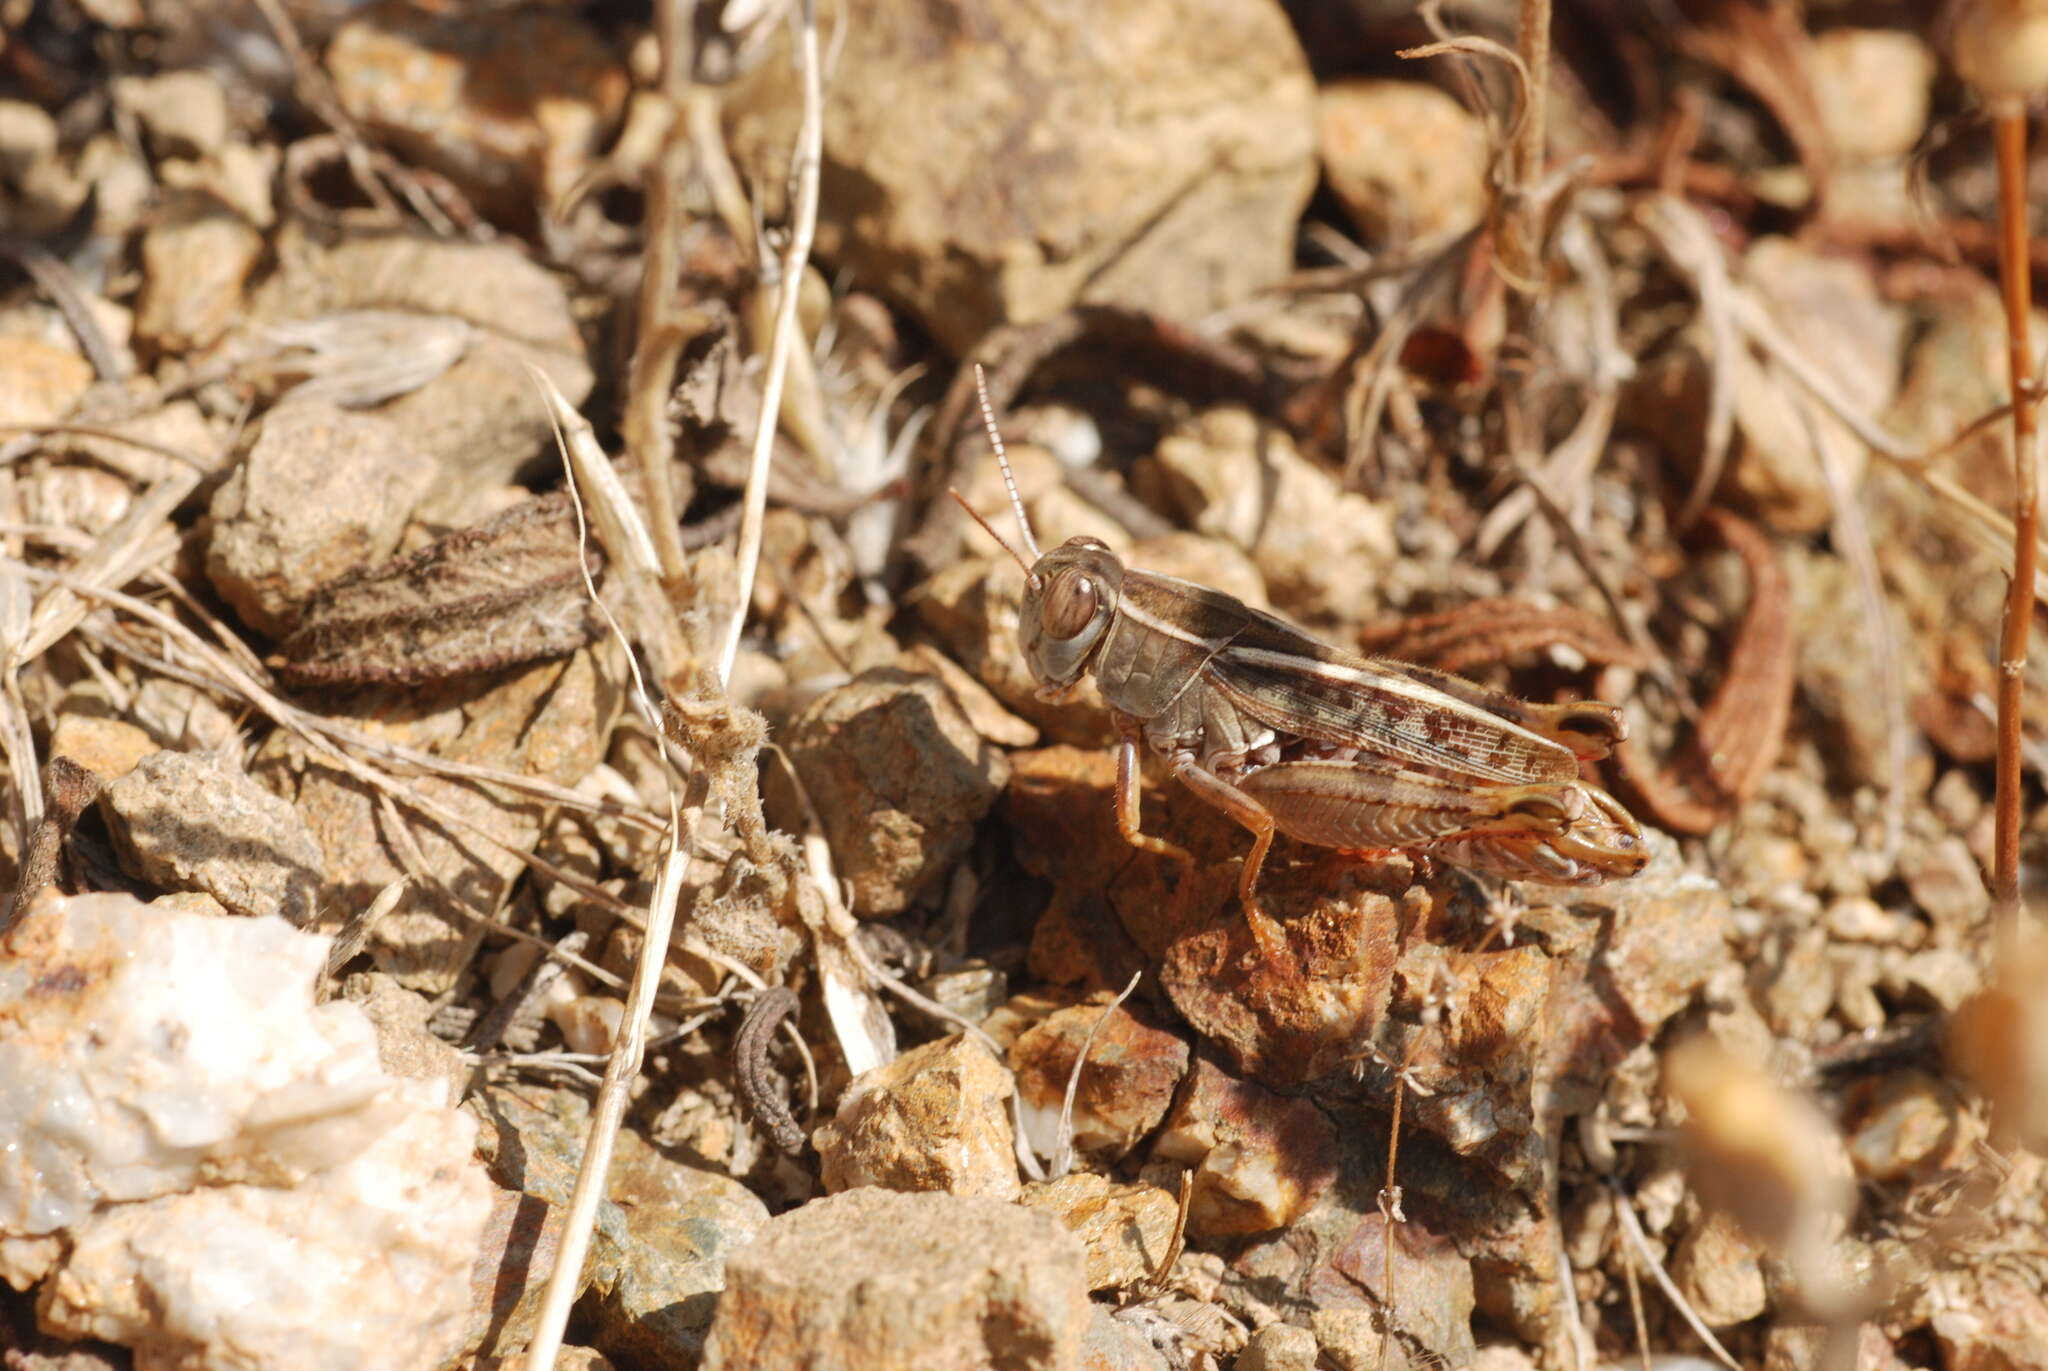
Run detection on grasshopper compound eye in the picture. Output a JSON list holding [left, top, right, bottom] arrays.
[[1042, 570, 1100, 641]]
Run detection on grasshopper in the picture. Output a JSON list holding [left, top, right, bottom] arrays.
[[952, 385, 1648, 962]]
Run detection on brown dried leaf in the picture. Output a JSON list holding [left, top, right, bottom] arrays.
[[1605, 510, 1793, 835], [1357, 597, 1648, 674], [277, 492, 603, 685]]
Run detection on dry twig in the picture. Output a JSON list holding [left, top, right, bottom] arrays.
[[1610, 1184, 1742, 1371], [521, 380, 700, 1371], [1050, 970, 1142, 1180], [0, 756, 101, 935], [718, 0, 824, 684], [1990, 107, 2039, 927]]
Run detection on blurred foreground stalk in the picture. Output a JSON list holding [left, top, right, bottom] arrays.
[[1991, 108, 2038, 926], [1949, 0, 2048, 927]]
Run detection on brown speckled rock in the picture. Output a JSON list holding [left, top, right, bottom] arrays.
[[1669, 1210, 1768, 1329], [103, 749, 325, 924], [1151, 1057, 1339, 1238], [722, 0, 1316, 354], [1019, 1173, 1179, 1291], [0, 336, 92, 426], [135, 196, 262, 352], [325, 4, 627, 217], [1140, 407, 1398, 628], [1318, 79, 1489, 245], [1155, 852, 1407, 1089], [254, 231, 594, 520], [815, 1034, 1020, 1200], [207, 402, 436, 636], [1304, 1214, 1476, 1370], [700, 1187, 1090, 1371], [1010, 1000, 1189, 1161], [776, 667, 1009, 918]]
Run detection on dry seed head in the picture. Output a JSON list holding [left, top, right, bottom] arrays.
[[1945, 937, 2048, 1149], [1950, 0, 2048, 104], [1665, 1036, 1856, 1253]]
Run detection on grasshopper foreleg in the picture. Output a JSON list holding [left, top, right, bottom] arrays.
[[1113, 729, 1288, 963], [1167, 759, 1290, 963], [1115, 737, 1195, 870]]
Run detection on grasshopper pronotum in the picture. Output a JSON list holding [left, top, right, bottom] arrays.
[[952, 380, 1648, 961]]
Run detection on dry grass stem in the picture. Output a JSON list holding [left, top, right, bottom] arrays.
[[1639, 196, 1739, 530], [763, 735, 900, 1079], [624, 81, 694, 582], [10, 14, 2038, 1369], [1050, 969, 1142, 1179], [1476, 213, 1623, 556], [21, 469, 194, 662], [523, 376, 701, 1371], [1377, 1047, 1413, 1371], [718, 0, 824, 685], [1340, 230, 1474, 485], [1992, 107, 2039, 924], [0, 238, 130, 380], [1732, 289, 2048, 601], [1, 756, 100, 933], [15, 556, 648, 962], [1611, 1184, 1742, 1371], [520, 820, 693, 1371], [1619, 1225, 1652, 1371], [1511, 0, 1552, 289]]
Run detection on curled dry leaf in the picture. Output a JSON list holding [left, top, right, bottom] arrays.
[[278, 492, 603, 686], [1604, 509, 1794, 836], [1356, 596, 1648, 675]]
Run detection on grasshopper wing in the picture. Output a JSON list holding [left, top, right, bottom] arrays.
[[1206, 610, 1580, 786]]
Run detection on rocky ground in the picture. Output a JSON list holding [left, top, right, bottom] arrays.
[[1, 1, 2045, 1369]]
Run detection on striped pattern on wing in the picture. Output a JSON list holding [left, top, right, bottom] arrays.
[[1205, 613, 1578, 786]]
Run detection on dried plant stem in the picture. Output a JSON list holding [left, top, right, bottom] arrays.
[[1514, 0, 1550, 211], [1731, 291, 2048, 600], [1050, 970, 1142, 1179], [521, 814, 694, 1371], [624, 78, 694, 583], [1376, 1064, 1408, 1371], [1611, 1184, 1742, 1371], [1993, 106, 2039, 929], [1619, 1224, 1652, 1371], [523, 389, 702, 1371], [1, 757, 100, 934], [717, 0, 823, 686]]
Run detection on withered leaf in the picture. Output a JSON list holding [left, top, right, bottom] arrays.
[[278, 492, 605, 686]]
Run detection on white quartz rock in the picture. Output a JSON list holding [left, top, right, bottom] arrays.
[[0, 892, 491, 1371], [39, 1104, 489, 1371], [0, 892, 403, 1236]]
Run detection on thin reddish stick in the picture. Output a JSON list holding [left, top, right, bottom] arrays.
[[1994, 108, 2039, 925]]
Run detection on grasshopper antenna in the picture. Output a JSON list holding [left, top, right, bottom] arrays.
[[973, 363, 1041, 562], [948, 487, 1034, 576]]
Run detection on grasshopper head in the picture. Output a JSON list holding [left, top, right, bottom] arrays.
[[945, 365, 1122, 693], [1020, 537, 1123, 694]]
